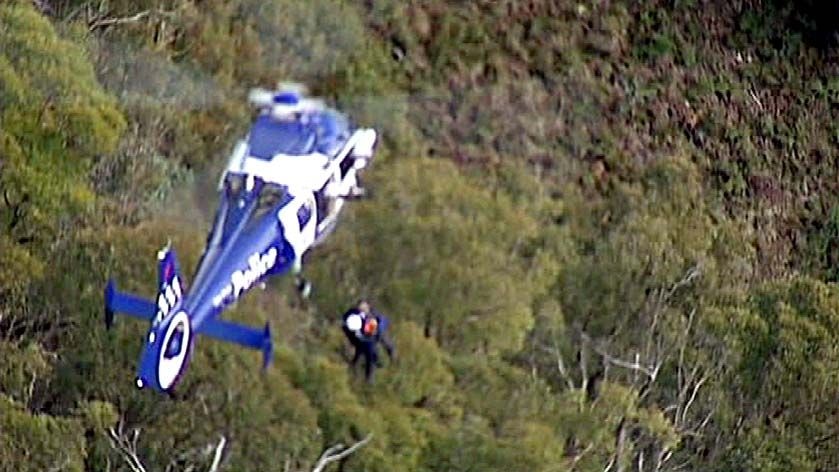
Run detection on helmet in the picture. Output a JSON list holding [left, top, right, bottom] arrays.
[[363, 317, 378, 336], [346, 314, 363, 332]]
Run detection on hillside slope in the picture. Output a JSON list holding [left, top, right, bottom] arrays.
[[2, 1, 839, 470]]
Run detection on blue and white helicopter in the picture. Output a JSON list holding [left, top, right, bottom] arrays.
[[104, 84, 377, 393]]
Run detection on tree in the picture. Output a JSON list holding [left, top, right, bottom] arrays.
[[0, 2, 125, 313], [310, 156, 543, 356], [715, 276, 839, 471], [0, 394, 86, 472]]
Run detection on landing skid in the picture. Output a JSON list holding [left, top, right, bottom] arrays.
[[295, 276, 312, 299]]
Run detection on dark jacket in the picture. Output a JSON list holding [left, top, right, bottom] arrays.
[[342, 308, 395, 382]]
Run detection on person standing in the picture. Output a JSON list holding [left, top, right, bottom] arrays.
[[341, 299, 395, 382]]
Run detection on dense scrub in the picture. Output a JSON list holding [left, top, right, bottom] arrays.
[[2, 0, 839, 470]]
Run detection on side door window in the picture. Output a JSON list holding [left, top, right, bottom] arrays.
[[297, 199, 312, 228]]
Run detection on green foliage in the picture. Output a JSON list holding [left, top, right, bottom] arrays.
[[451, 357, 555, 427], [420, 414, 567, 472], [715, 276, 839, 469], [75, 400, 119, 433], [807, 204, 839, 282], [377, 321, 454, 407], [558, 383, 679, 471], [311, 157, 540, 355], [559, 157, 716, 337], [722, 426, 815, 472], [0, 2, 125, 307], [0, 4, 124, 155], [2, 0, 839, 470], [0, 234, 44, 296], [0, 342, 51, 405], [0, 394, 86, 472]]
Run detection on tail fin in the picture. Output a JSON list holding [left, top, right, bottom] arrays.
[[102, 244, 185, 330], [155, 245, 184, 321]]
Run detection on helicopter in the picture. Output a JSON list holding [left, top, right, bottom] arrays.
[[104, 84, 378, 393]]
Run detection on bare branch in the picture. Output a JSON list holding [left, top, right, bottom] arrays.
[[666, 266, 701, 301], [748, 88, 764, 111], [311, 434, 373, 472], [632, 352, 641, 385], [89, 10, 151, 31], [107, 422, 147, 472], [579, 335, 590, 395], [697, 410, 714, 433], [681, 374, 709, 424], [208, 436, 227, 472], [655, 448, 673, 472], [676, 308, 697, 397], [568, 443, 593, 467], [591, 344, 657, 380], [87, 7, 179, 33], [110, 422, 228, 472], [46, 458, 70, 472], [540, 340, 575, 390]]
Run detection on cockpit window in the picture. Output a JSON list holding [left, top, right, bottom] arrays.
[[250, 183, 288, 224], [259, 183, 286, 210], [248, 115, 316, 158]]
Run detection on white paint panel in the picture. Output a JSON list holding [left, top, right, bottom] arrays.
[[157, 311, 191, 390]]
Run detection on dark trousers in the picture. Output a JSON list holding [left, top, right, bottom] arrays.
[[351, 335, 394, 382]]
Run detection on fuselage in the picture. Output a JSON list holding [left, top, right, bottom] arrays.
[[186, 175, 296, 329], [131, 97, 376, 392]]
